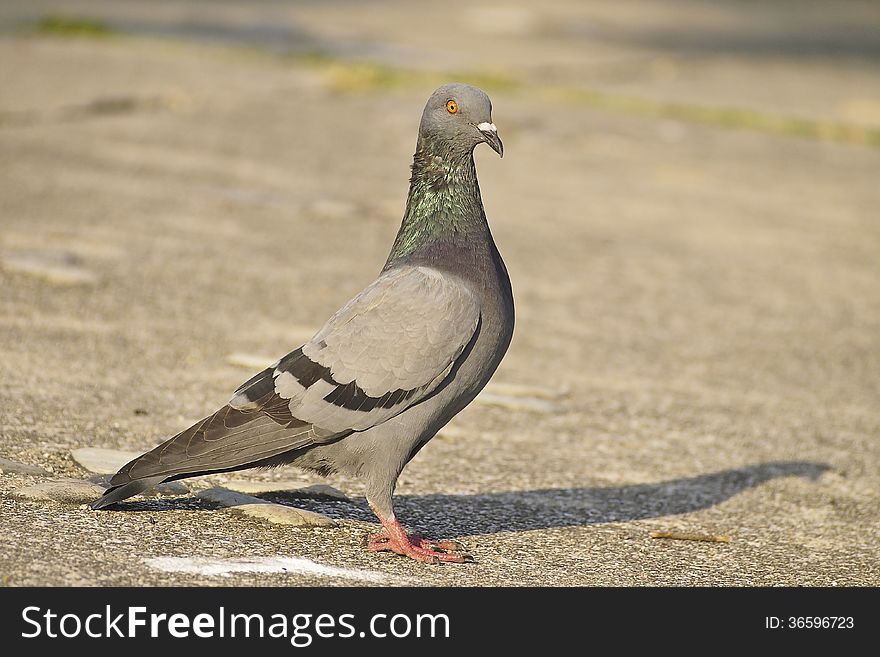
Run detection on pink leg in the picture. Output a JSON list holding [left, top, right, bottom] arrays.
[[366, 514, 473, 564]]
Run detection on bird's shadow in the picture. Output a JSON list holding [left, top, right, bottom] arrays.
[[115, 460, 830, 539], [267, 460, 831, 538]]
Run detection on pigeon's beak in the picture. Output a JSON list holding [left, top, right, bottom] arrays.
[[477, 122, 503, 158]]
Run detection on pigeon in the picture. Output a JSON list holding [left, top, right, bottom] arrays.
[[91, 83, 514, 564]]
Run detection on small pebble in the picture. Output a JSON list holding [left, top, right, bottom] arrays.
[[223, 479, 348, 500], [474, 392, 562, 413], [196, 487, 335, 527], [12, 478, 106, 504], [71, 447, 143, 474], [0, 457, 50, 476], [1, 249, 97, 286]]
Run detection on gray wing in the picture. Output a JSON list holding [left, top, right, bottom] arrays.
[[231, 265, 481, 433], [92, 265, 480, 509]]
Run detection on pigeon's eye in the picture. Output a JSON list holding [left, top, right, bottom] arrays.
[[446, 100, 458, 114]]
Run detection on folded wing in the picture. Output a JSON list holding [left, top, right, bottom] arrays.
[[231, 265, 481, 433], [94, 265, 480, 506]]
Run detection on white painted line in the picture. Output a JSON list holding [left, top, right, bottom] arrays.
[[145, 556, 389, 583]]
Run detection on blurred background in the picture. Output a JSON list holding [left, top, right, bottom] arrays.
[[0, 1, 878, 586]]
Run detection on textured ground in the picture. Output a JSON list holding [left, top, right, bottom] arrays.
[[0, 1, 878, 586]]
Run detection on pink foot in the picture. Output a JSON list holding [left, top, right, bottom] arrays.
[[367, 518, 473, 564]]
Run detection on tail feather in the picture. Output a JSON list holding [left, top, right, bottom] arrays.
[[90, 477, 165, 510], [90, 404, 332, 509]]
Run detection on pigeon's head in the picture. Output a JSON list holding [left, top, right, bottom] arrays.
[[418, 83, 503, 158]]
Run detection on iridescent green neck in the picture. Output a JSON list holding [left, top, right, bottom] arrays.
[[385, 145, 486, 267]]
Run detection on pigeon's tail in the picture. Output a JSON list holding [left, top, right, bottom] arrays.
[[90, 404, 320, 510], [91, 476, 165, 510]]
